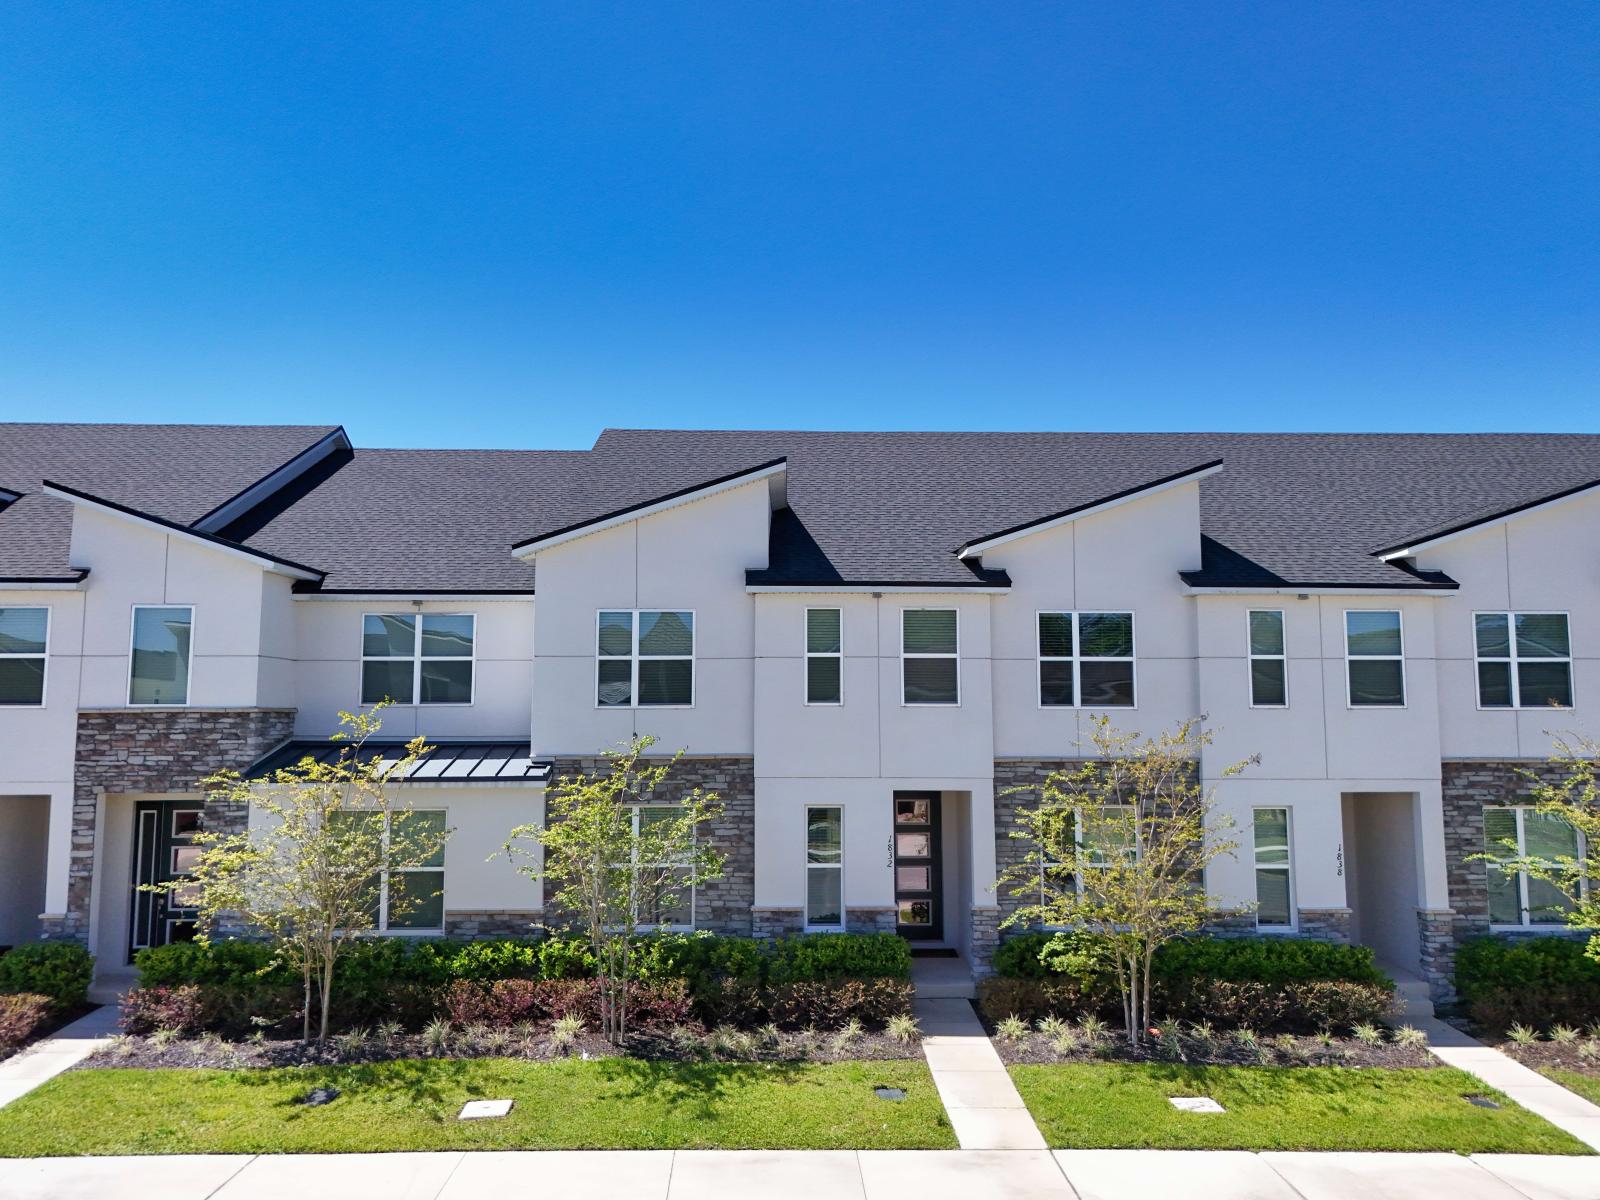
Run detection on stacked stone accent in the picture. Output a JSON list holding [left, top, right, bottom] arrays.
[[444, 911, 546, 939], [1295, 908, 1352, 943], [1417, 908, 1457, 1002], [752, 907, 804, 939], [1203, 910, 1257, 938], [42, 708, 296, 944], [846, 907, 896, 935], [545, 755, 755, 936], [969, 906, 1000, 977]]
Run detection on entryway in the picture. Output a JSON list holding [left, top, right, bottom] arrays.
[[128, 800, 205, 959], [1341, 791, 1422, 975], [0, 795, 48, 950], [893, 792, 942, 940]]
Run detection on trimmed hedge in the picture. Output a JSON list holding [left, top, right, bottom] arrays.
[[0, 993, 52, 1051], [980, 933, 1395, 1033], [1454, 936, 1600, 1032], [0, 943, 94, 1010]]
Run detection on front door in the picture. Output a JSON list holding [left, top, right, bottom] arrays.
[[893, 792, 942, 940], [129, 800, 205, 961]]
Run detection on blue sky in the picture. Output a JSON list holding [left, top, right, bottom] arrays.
[[1, 2, 1596, 449]]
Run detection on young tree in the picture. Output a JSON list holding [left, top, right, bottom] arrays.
[[998, 716, 1256, 1047], [1477, 733, 1599, 960], [504, 735, 724, 1045], [151, 707, 452, 1041]]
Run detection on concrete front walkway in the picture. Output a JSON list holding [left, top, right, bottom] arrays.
[[916, 997, 1047, 1150], [2, 1149, 1597, 1200], [0, 1005, 119, 1110]]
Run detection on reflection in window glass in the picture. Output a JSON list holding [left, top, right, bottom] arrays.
[[129, 607, 193, 705]]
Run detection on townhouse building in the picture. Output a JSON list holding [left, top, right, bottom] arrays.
[[1, 423, 1596, 1001]]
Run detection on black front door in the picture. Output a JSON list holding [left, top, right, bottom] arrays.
[[893, 792, 942, 940], [130, 800, 205, 961]]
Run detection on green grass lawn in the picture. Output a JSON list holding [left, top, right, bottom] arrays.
[[1540, 1068, 1600, 1107], [0, 1059, 955, 1155], [1010, 1063, 1593, 1154]]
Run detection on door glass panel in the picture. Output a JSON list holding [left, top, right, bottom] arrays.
[[896, 832, 931, 858], [896, 866, 930, 890], [171, 846, 201, 873], [171, 810, 201, 837], [895, 799, 929, 824], [897, 899, 932, 925]]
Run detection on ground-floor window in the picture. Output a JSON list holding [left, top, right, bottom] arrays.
[[333, 809, 448, 933], [806, 805, 843, 929], [1483, 805, 1584, 928], [1036, 804, 1136, 909], [629, 805, 695, 931], [1252, 807, 1294, 929]]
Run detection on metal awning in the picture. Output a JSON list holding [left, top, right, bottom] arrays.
[[244, 739, 550, 784]]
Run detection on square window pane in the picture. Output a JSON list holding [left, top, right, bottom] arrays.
[[0, 658, 44, 705], [1079, 612, 1133, 657], [1038, 612, 1073, 658], [1248, 610, 1284, 656], [597, 658, 632, 706], [806, 869, 842, 927], [1346, 611, 1402, 656], [896, 832, 931, 858], [903, 656, 958, 704], [895, 799, 930, 824], [1515, 613, 1570, 659], [807, 655, 841, 704], [806, 608, 841, 654], [1474, 613, 1510, 659], [130, 607, 192, 705], [393, 810, 447, 868], [902, 609, 957, 654], [362, 614, 415, 658], [597, 611, 633, 656], [1348, 659, 1403, 706], [1254, 809, 1290, 864], [638, 658, 693, 705], [896, 866, 930, 890], [420, 659, 472, 704], [171, 846, 201, 873], [1487, 870, 1520, 925], [1524, 809, 1578, 861], [420, 614, 473, 657], [1518, 661, 1572, 708], [1251, 659, 1286, 706], [170, 882, 202, 909], [1477, 661, 1513, 707], [1256, 868, 1291, 926], [362, 659, 415, 705], [171, 810, 201, 836], [639, 611, 693, 656], [1040, 660, 1074, 706], [897, 899, 932, 925], [806, 807, 842, 859], [387, 870, 444, 930], [1079, 659, 1134, 706], [0, 608, 47, 655]]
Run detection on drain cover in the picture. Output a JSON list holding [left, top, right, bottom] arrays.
[[300, 1087, 340, 1107], [1169, 1097, 1225, 1113], [874, 1087, 906, 1101], [459, 1099, 515, 1120], [1464, 1095, 1502, 1109]]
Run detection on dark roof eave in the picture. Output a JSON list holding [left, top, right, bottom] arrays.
[[744, 572, 1013, 590], [0, 569, 90, 584]]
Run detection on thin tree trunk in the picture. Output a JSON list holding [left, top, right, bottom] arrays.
[[302, 958, 313, 1043]]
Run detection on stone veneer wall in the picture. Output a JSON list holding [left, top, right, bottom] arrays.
[[444, 911, 546, 939], [544, 756, 755, 937], [41, 708, 296, 943], [748, 907, 895, 938]]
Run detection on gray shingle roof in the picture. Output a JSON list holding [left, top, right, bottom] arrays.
[[6, 423, 1600, 593], [0, 423, 338, 581]]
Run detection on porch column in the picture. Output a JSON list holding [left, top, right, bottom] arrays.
[[1412, 780, 1456, 1000]]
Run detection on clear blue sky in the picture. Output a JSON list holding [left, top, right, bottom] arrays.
[[2, 2, 1597, 449]]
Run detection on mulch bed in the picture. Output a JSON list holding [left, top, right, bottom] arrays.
[[79, 1024, 924, 1071], [1498, 1040, 1600, 1080]]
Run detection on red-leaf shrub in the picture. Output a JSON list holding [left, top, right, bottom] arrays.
[[443, 977, 692, 1030], [0, 993, 50, 1051], [119, 985, 207, 1035], [765, 978, 914, 1029]]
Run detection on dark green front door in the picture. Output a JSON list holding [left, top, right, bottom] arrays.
[[129, 800, 204, 961]]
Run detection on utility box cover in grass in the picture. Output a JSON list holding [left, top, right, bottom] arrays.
[[1169, 1097, 1225, 1113], [459, 1100, 514, 1120]]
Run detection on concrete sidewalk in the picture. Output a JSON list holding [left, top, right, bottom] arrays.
[[0, 1006, 119, 1110], [1, 1149, 1597, 1200]]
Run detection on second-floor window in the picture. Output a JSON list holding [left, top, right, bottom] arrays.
[[597, 611, 694, 707], [0, 607, 48, 706], [361, 614, 475, 706], [1483, 805, 1584, 928], [1345, 610, 1404, 707], [1248, 610, 1287, 707], [129, 606, 193, 706], [902, 608, 958, 705], [1475, 613, 1573, 709], [1038, 612, 1135, 707], [805, 608, 843, 705]]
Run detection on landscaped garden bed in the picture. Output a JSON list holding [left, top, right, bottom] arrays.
[[0, 943, 96, 1062], [0, 1058, 954, 1154]]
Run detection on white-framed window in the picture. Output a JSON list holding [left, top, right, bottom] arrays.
[[627, 805, 694, 930], [333, 809, 447, 933], [805, 608, 843, 705], [1253, 807, 1294, 929], [597, 610, 694, 707], [0, 607, 48, 707], [1483, 805, 1586, 928], [1475, 613, 1573, 709], [902, 608, 958, 705], [1247, 610, 1287, 708], [1037, 805, 1137, 906], [806, 805, 844, 929], [129, 605, 194, 706], [361, 613, 475, 706], [1038, 612, 1136, 708], [1345, 610, 1405, 707]]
